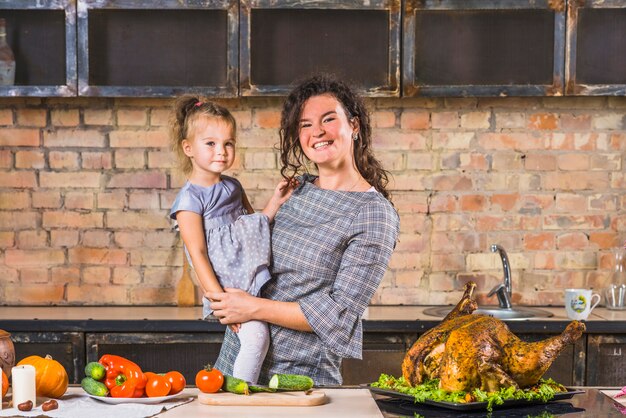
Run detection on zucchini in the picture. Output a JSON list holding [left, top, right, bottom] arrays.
[[81, 377, 109, 397], [222, 375, 250, 395], [85, 361, 106, 381], [268, 374, 314, 391]]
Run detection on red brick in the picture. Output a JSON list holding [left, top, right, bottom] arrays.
[[476, 215, 521, 231], [148, 151, 175, 168], [82, 151, 113, 169], [528, 113, 558, 130], [21, 268, 49, 283], [231, 109, 252, 130], [97, 192, 127, 209], [244, 151, 276, 170], [5, 284, 65, 304], [557, 153, 590, 170], [523, 233, 555, 250], [117, 109, 148, 126], [113, 267, 142, 284], [460, 194, 487, 211], [51, 109, 80, 127], [69, 247, 127, 265], [67, 284, 128, 304], [406, 153, 433, 170], [81, 230, 110, 247], [43, 211, 103, 228], [544, 172, 609, 190], [590, 153, 621, 171], [84, 109, 113, 125], [388, 174, 427, 191], [83, 266, 112, 284], [609, 133, 626, 150], [51, 230, 79, 247], [589, 194, 617, 211], [560, 114, 591, 130], [0, 129, 40, 146], [592, 113, 623, 130], [491, 152, 524, 171], [557, 232, 589, 250], [431, 112, 458, 129], [392, 193, 428, 213], [543, 215, 606, 230], [237, 129, 280, 149], [0, 231, 15, 247], [431, 253, 465, 271], [372, 110, 396, 128], [110, 130, 169, 148], [44, 129, 105, 148], [149, 108, 171, 127], [50, 266, 80, 284], [519, 194, 554, 212], [0, 191, 29, 209], [0, 266, 18, 282], [459, 153, 488, 170], [144, 231, 178, 248], [17, 109, 47, 127], [129, 287, 176, 305], [0, 171, 36, 188], [524, 154, 556, 170], [430, 174, 473, 191], [15, 150, 45, 169], [555, 193, 587, 212], [460, 112, 490, 129], [373, 130, 428, 150], [0, 108, 13, 125], [17, 230, 48, 249], [65, 191, 94, 209], [534, 252, 556, 269], [106, 211, 171, 229], [5, 249, 65, 266], [115, 149, 145, 168], [160, 191, 178, 210], [32, 191, 62, 208], [107, 171, 166, 189], [400, 111, 429, 130], [432, 132, 473, 150], [49, 151, 79, 170], [429, 194, 457, 212], [589, 232, 618, 249], [40, 172, 102, 188], [0, 150, 11, 168], [128, 191, 160, 209], [253, 109, 281, 128], [114, 231, 145, 248], [491, 194, 519, 211], [130, 249, 176, 266], [556, 251, 597, 269]]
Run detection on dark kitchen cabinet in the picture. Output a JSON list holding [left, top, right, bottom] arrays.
[[76, 0, 238, 97], [86, 332, 223, 384], [403, 0, 565, 97], [240, 0, 400, 97], [586, 335, 626, 386], [518, 333, 586, 386], [0, 0, 77, 96], [11, 331, 85, 385], [565, 0, 626, 95]]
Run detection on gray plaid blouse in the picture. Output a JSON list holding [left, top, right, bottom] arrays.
[[214, 174, 399, 385]]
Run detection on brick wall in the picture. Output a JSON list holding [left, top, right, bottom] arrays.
[[0, 96, 624, 306]]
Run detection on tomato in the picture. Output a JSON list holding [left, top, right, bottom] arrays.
[[145, 375, 171, 398], [1, 369, 8, 398], [165, 371, 186, 395], [144, 371, 158, 381], [195, 364, 224, 394]]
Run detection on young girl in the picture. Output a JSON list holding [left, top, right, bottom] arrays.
[[169, 96, 292, 384]]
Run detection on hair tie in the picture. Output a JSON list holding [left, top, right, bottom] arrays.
[[194, 101, 203, 107]]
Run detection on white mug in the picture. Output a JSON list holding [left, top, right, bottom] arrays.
[[565, 288, 601, 320]]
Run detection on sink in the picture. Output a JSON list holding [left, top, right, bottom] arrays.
[[423, 306, 554, 320]]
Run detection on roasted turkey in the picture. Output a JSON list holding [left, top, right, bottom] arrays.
[[402, 281, 585, 392]]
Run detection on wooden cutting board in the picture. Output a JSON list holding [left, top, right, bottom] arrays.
[[198, 390, 328, 406]]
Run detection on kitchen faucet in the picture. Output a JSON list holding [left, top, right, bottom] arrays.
[[488, 244, 512, 309]]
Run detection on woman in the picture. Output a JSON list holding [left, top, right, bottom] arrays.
[[208, 75, 399, 385]]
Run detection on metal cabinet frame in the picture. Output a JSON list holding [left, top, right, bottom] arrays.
[[0, 0, 77, 97], [403, 0, 566, 97]]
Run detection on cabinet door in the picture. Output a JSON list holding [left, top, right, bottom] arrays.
[[77, 0, 238, 97], [0, 0, 77, 96], [11, 332, 85, 384], [341, 332, 416, 385], [240, 0, 400, 97], [587, 335, 626, 386], [565, 0, 626, 95], [86, 332, 222, 384], [403, 0, 565, 97]]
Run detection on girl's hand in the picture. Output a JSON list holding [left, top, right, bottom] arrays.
[[207, 288, 257, 325]]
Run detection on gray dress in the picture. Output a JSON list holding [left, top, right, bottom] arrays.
[[170, 176, 272, 319], [214, 174, 400, 385]]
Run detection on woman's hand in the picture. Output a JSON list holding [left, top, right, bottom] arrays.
[[207, 288, 258, 325]]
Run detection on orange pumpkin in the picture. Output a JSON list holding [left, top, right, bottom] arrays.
[[1, 369, 8, 398], [17, 354, 68, 398]]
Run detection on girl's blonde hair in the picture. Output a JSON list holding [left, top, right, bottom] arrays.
[[170, 95, 237, 175]]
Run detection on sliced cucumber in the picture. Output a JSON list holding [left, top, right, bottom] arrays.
[[268, 374, 314, 391]]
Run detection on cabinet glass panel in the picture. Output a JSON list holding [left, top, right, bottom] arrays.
[[0, 0, 76, 96], [78, 0, 238, 97], [241, 0, 400, 97], [403, 0, 565, 97], [566, 0, 626, 95]]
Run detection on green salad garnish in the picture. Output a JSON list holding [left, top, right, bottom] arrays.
[[372, 374, 567, 412]]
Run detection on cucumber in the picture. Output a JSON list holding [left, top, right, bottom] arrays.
[[249, 384, 276, 393], [268, 374, 314, 391], [222, 375, 250, 395], [85, 361, 106, 381], [81, 377, 109, 397]]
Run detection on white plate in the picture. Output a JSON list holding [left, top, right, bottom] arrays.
[[87, 392, 184, 404]]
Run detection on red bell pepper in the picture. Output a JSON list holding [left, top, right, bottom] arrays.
[[99, 354, 147, 398]]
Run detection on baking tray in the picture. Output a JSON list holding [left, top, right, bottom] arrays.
[[364, 384, 585, 411]]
